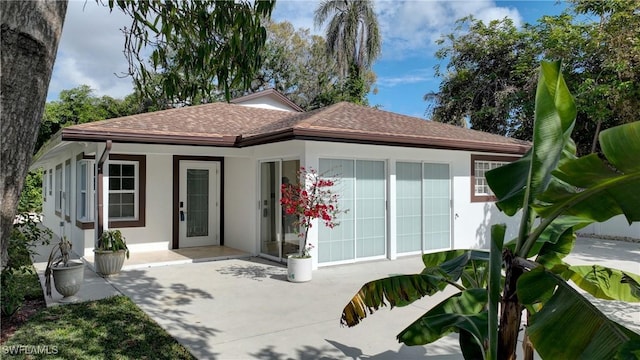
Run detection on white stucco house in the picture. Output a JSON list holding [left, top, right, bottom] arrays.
[[31, 90, 530, 269]]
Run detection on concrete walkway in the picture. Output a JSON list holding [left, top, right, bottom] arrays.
[[34, 237, 639, 359]]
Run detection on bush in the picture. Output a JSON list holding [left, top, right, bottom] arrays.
[[18, 169, 43, 213], [1, 214, 51, 317]]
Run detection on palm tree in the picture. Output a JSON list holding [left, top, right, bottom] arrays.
[[314, 0, 381, 78]]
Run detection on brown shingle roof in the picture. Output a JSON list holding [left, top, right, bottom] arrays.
[[62, 101, 530, 154]]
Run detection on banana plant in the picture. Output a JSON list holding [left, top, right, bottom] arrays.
[[340, 61, 640, 359]]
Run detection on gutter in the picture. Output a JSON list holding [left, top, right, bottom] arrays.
[[96, 140, 112, 242]]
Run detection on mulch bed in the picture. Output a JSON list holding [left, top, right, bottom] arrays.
[[0, 298, 46, 344]]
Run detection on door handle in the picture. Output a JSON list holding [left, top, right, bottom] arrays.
[[180, 210, 185, 221]]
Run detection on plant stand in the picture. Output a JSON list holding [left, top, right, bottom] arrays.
[[94, 250, 127, 277], [52, 260, 85, 303], [287, 256, 312, 282]]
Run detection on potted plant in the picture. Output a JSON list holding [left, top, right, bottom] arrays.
[[280, 166, 343, 282], [45, 235, 84, 303], [94, 229, 129, 277]]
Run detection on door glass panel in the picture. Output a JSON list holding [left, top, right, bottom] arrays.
[[423, 163, 450, 250], [187, 169, 209, 237], [260, 162, 279, 257], [396, 162, 422, 253], [318, 159, 355, 263], [356, 160, 386, 258], [281, 160, 300, 257]]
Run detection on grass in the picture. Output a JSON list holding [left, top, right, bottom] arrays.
[[3, 296, 196, 359]]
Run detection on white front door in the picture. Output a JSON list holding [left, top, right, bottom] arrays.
[[179, 161, 220, 247]]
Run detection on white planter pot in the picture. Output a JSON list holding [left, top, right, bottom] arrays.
[[287, 256, 312, 283], [52, 260, 85, 303], [94, 250, 127, 277]]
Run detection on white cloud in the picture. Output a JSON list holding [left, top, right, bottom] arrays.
[[47, 0, 522, 101], [48, 1, 133, 100], [376, 68, 434, 87], [376, 0, 523, 59]]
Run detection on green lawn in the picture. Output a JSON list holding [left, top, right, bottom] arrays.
[[3, 296, 196, 359]]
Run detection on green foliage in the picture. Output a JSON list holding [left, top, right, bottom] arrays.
[[313, 0, 381, 78], [38, 85, 145, 151], [1, 214, 51, 317], [313, 0, 380, 105], [428, 0, 640, 155], [244, 20, 372, 110], [98, 229, 130, 258], [342, 61, 640, 359], [3, 295, 195, 359], [518, 267, 640, 359], [110, 0, 276, 103], [17, 169, 43, 213], [426, 16, 538, 137]]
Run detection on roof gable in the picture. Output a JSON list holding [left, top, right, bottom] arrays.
[[230, 89, 303, 112]]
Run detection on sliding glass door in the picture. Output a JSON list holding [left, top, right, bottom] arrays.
[[318, 159, 386, 264], [259, 159, 300, 261], [396, 162, 451, 254]]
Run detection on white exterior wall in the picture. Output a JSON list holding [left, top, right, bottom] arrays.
[[302, 141, 521, 268], [235, 96, 295, 112], [100, 151, 175, 253], [579, 216, 640, 240], [35, 139, 521, 266], [224, 157, 257, 253], [36, 142, 91, 257]]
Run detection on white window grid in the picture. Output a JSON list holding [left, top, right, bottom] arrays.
[[474, 160, 508, 196]]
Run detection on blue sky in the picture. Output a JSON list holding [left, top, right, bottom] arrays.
[[48, 1, 568, 119]]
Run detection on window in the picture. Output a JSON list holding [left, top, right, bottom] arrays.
[[109, 162, 137, 220], [42, 169, 47, 202], [471, 154, 518, 202], [108, 154, 146, 228], [76, 159, 95, 223], [48, 169, 53, 196], [75, 154, 145, 229], [55, 164, 62, 216], [64, 160, 71, 221]]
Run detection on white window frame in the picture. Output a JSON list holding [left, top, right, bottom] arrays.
[[64, 159, 71, 220], [55, 164, 63, 216], [108, 160, 139, 221], [471, 154, 518, 202], [76, 159, 95, 222]]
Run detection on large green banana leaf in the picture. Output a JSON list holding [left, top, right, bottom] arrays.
[[396, 288, 487, 353], [486, 61, 577, 256], [560, 265, 640, 303], [534, 121, 640, 224], [340, 250, 489, 327], [518, 267, 640, 360]]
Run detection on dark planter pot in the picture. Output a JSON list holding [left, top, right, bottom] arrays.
[[94, 250, 127, 277]]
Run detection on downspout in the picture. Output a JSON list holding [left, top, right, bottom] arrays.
[[96, 140, 112, 242]]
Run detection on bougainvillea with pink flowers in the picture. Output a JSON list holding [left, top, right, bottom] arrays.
[[280, 167, 344, 258]]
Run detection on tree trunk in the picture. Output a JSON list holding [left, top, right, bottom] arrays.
[[498, 250, 524, 360], [0, 0, 68, 269], [522, 310, 535, 360]]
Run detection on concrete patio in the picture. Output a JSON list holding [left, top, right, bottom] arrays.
[[33, 237, 640, 359]]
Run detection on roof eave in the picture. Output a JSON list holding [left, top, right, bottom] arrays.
[[61, 129, 239, 147], [239, 128, 530, 154]]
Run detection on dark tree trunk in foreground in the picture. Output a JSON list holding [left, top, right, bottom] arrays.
[[498, 250, 524, 360], [0, 0, 68, 269]]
